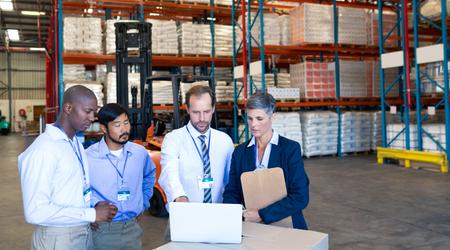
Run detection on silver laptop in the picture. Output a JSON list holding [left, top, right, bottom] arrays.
[[169, 202, 243, 244]]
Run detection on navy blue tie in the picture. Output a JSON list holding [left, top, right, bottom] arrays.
[[199, 135, 212, 203]]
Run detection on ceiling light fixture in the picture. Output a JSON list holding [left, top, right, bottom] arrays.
[[0, 0, 14, 11], [21, 10, 46, 16], [6, 29, 20, 41], [30, 47, 46, 51]]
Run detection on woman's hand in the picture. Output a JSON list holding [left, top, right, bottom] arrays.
[[243, 208, 262, 223]]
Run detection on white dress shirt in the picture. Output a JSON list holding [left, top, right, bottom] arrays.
[[247, 131, 279, 169], [159, 121, 234, 205], [18, 124, 96, 227]]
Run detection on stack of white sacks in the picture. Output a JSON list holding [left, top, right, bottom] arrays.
[[64, 64, 104, 107], [301, 111, 338, 157], [106, 72, 141, 105], [179, 23, 212, 55], [268, 73, 300, 100], [237, 12, 281, 47], [64, 17, 102, 54], [151, 80, 174, 104], [147, 19, 178, 54], [180, 81, 210, 103], [215, 81, 239, 102], [272, 112, 303, 150], [215, 25, 233, 56], [420, 0, 450, 19], [105, 20, 141, 54], [65, 82, 104, 107], [341, 112, 372, 153], [64, 65, 86, 81]]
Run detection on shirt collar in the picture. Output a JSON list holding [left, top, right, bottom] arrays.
[[247, 130, 279, 147], [187, 121, 211, 140], [46, 123, 72, 141], [99, 136, 131, 157]]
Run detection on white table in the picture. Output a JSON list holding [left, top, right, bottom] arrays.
[[155, 222, 328, 250]]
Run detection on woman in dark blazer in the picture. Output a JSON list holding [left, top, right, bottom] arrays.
[[223, 93, 310, 230]]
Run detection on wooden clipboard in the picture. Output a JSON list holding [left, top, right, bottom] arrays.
[[240, 167, 293, 228]]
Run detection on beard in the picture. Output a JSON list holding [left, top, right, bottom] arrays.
[[106, 129, 129, 145], [192, 121, 210, 134]]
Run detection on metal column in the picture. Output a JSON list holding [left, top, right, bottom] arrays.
[[441, 0, 450, 163], [333, 0, 341, 157], [378, 1, 387, 148], [57, 0, 64, 110], [412, 0, 422, 151], [401, 0, 411, 150], [7, 51, 12, 125]]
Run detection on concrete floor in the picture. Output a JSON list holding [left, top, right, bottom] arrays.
[[2, 133, 450, 249]]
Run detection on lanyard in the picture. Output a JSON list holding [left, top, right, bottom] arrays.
[[186, 126, 211, 163], [54, 123, 87, 185], [106, 151, 129, 185]]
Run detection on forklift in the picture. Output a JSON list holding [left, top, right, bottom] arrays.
[[114, 22, 216, 217], [0, 110, 11, 135]]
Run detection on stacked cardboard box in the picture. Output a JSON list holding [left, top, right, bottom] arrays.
[[290, 62, 335, 98], [339, 61, 368, 97], [290, 3, 333, 44]]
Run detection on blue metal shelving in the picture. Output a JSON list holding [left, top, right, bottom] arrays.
[[231, 0, 266, 144], [411, 0, 450, 160]]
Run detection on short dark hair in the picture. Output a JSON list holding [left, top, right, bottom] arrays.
[[185, 85, 216, 108], [247, 92, 276, 115], [97, 103, 129, 126]]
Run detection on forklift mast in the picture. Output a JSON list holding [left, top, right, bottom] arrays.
[[115, 22, 152, 141]]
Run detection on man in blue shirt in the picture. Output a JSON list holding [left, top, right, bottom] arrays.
[[86, 103, 156, 250]]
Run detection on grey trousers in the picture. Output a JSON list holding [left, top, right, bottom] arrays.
[[92, 218, 142, 250], [32, 224, 92, 250]]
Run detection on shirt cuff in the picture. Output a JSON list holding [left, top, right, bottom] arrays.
[[84, 208, 97, 222]]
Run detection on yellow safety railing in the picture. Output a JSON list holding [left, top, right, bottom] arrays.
[[377, 147, 448, 173]]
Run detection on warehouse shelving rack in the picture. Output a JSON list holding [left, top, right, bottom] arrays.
[[377, 0, 449, 172], [377, 0, 410, 151], [412, 0, 450, 160], [49, 0, 443, 156]]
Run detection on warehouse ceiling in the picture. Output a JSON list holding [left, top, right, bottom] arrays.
[[0, 0, 51, 48]]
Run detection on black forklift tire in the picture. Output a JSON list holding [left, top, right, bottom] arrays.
[[149, 188, 168, 217]]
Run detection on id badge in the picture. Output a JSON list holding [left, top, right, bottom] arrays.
[[197, 176, 214, 190], [117, 186, 131, 201], [83, 187, 92, 203]]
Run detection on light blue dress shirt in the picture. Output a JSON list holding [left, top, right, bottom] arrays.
[[247, 131, 280, 169], [18, 124, 96, 227], [86, 138, 156, 222]]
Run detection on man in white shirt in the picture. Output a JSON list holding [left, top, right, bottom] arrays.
[[159, 85, 234, 205], [18, 85, 118, 250]]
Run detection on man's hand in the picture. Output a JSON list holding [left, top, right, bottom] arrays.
[[95, 201, 118, 222], [243, 208, 262, 223], [174, 196, 189, 202], [90, 222, 100, 231]]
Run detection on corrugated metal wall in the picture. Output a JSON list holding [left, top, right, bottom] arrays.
[[0, 52, 46, 100]]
